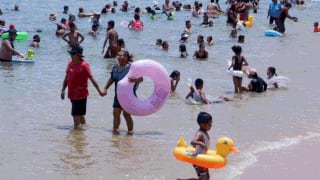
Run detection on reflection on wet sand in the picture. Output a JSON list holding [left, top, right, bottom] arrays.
[[59, 130, 96, 175], [108, 132, 163, 176]]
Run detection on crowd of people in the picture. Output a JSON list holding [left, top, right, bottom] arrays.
[[0, 1, 298, 179]]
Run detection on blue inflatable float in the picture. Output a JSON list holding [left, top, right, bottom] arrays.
[[264, 30, 283, 37]]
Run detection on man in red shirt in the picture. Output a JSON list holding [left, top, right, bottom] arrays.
[[61, 45, 105, 129], [274, 3, 297, 34]]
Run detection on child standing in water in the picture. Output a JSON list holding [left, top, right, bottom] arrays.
[[62, 23, 85, 47], [228, 45, 249, 94], [186, 111, 213, 180]]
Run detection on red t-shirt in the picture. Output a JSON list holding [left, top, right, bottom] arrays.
[[66, 60, 93, 100], [314, 27, 320, 32]]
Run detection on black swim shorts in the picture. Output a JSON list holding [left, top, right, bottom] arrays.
[[70, 98, 87, 116]]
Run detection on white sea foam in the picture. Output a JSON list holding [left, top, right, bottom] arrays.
[[220, 132, 320, 180]]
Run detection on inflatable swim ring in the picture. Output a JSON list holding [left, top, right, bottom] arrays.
[[117, 59, 170, 116], [120, 21, 129, 28], [264, 30, 283, 37], [226, 60, 248, 78], [267, 76, 289, 88], [226, 69, 246, 77], [173, 136, 239, 169], [238, 16, 254, 28], [1, 31, 28, 40], [244, 16, 254, 28], [236, 22, 245, 31], [168, 12, 175, 20], [129, 21, 143, 31], [150, 15, 156, 20]]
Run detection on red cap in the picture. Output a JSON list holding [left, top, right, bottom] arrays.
[[9, 24, 15, 29]]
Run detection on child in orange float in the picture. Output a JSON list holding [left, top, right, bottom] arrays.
[[188, 112, 213, 180], [314, 22, 320, 32]]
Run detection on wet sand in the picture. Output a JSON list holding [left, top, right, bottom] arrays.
[[239, 139, 320, 180]]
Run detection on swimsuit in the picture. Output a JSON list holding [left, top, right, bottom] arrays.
[[192, 90, 202, 103], [192, 130, 210, 179], [104, 45, 120, 58], [111, 64, 139, 108], [250, 76, 267, 93], [130, 20, 143, 30], [233, 55, 244, 71], [196, 51, 208, 59]]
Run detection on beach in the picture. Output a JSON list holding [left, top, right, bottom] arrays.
[[240, 137, 320, 180], [0, 0, 320, 179]]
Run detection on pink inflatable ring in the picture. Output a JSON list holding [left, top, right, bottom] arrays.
[[117, 59, 170, 116]]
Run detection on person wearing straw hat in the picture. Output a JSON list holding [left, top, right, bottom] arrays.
[[61, 45, 105, 130]]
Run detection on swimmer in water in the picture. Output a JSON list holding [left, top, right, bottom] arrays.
[[170, 70, 180, 93], [62, 22, 85, 47], [238, 35, 245, 43], [179, 44, 188, 58], [267, 66, 278, 88], [30, 34, 40, 47]]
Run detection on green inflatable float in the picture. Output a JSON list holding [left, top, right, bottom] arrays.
[[1, 31, 28, 40]]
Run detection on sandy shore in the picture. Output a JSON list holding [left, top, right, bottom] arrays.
[[239, 138, 320, 180]]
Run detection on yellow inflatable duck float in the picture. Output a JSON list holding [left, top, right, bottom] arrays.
[[244, 15, 254, 28], [173, 136, 239, 168]]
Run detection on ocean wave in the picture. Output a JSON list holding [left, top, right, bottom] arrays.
[[221, 132, 320, 180]]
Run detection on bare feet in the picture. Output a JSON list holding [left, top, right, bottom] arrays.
[[113, 129, 120, 135]]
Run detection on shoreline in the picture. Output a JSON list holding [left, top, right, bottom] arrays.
[[238, 138, 320, 180]]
